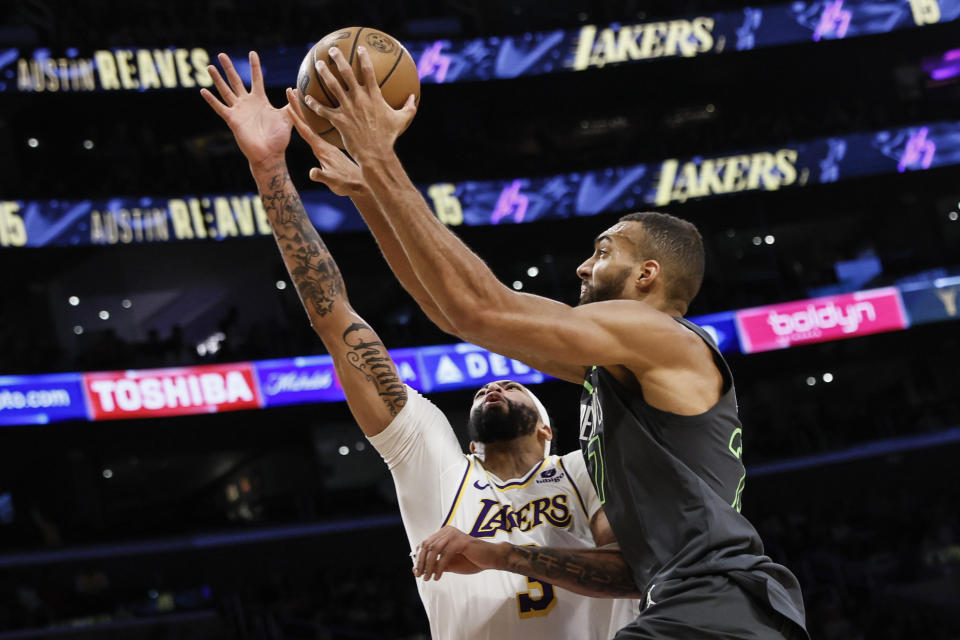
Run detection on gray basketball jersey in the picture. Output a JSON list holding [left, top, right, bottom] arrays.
[[578, 317, 807, 631]]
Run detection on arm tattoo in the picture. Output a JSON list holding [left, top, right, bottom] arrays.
[[342, 322, 408, 416], [259, 166, 344, 318], [503, 545, 642, 598]]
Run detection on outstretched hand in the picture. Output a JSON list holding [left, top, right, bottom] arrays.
[[299, 46, 416, 163], [412, 526, 505, 581], [286, 88, 365, 198], [200, 51, 291, 170]]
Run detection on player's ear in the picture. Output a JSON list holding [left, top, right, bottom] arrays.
[[634, 259, 661, 292], [537, 423, 553, 447], [469, 442, 478, 454]]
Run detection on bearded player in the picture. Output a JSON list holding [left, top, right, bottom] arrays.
[[295, 46, 809, 639], [201, 51, 637, 639]]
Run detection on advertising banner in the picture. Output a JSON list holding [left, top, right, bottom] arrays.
[[689, 310, 741, 354], [2, 279, 955, 428], [735, 287, 908, 353], [417, 343, 546, 393], [83, 362, 261, 420], [0, 373, 87, 426]]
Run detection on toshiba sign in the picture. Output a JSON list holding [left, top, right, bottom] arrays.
[[83, 363, 261, 420], [735, 288, 908, 354]]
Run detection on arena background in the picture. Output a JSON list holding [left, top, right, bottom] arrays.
[[1, 0, 959, 638]]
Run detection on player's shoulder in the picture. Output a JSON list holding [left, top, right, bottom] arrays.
[[560, 450, 593, 482], [391, 384, 447, 422], [576, 300, 698, 353], [559, 449, 586, 471]]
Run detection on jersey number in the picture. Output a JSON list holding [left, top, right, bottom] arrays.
[[516, 577, 557, 618]]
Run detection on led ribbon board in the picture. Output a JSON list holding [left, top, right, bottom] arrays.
[[2, 278, 958, 427], [3, 0, 959, 92], [2, 120, 959, 248]]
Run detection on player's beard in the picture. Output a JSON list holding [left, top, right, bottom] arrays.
[[578, 265, 632, 305], [468, 398, 539, 444]]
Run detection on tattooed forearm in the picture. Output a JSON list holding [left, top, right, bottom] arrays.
[[258, 165, 345, 319], [342, 322, 408, 416], [503, 545, 642, 598]]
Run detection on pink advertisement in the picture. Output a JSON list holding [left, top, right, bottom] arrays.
[[735, 287, 908, 354]]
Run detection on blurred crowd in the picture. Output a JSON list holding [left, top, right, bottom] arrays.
[[1, 450, 958, 639]]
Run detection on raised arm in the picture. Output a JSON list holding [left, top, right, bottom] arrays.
[[285, 88, 589, 384], [283, 89, 458, 336], [201, 51, 404, 435], [295, 46, 697, 384]]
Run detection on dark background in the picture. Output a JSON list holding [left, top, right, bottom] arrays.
[[1, 0, 959, 638]]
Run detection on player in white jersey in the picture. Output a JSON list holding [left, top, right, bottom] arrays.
[[372, 379, 638, 640], [201, 54, 636, 639]]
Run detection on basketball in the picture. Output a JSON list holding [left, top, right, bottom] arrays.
[[296, 27, 420, 148]]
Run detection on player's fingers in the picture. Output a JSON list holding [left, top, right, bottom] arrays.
[[433, 548, 457, 580], [327, 47, 360, 92], [398, 94, 417, 133], [286, 89, 322, 143], [303, 93, 337, 123], [428, 532, 458, 580], [206, 66, 235, 106], [219, 53, 247, 94], [199, 88, 230, 119], [308, 167, 327, 183], [289, 95, 341, 159], [249, 51, 264, 94], [422, 540, 446, 581], [415, 542, 431, 578], [356, 47, 378, 94], [286, 88, 309, 120], [314, 59, 347, 107]]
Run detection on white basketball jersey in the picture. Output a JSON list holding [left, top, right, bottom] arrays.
[[368, 386, 638, 640]]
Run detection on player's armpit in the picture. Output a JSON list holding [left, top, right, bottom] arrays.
[[321, 315, 408, 437]]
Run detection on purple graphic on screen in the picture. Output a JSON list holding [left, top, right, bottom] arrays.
[[813, 0, 852, 41], [897, 127, 935, 172], [418, 41, 452, 82], [926, 48, 960, 82], [491, 180, 529, 224], [255, 358, 342, 407]]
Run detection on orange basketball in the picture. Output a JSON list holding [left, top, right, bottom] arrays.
[[296, 27, 421, 148]]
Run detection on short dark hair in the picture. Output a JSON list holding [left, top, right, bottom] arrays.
[[618, 212, 704, 311]]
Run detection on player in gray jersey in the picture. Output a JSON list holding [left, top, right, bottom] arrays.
[[300, 52, 809, 638]]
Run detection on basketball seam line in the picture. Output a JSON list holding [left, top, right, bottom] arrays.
[[311, 46, 337, 107], [348, 28, 364, 65], [378, 48, 404, 89]]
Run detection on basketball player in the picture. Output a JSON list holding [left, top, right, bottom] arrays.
[[201, 51, 637, 639], [295, 47, 810, 638]]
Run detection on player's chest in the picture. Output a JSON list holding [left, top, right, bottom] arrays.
[[454, 482, 587, 544]]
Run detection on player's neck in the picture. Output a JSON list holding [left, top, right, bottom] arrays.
[[477, 441, 545, 481], [635, 291, 684, 318]]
